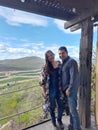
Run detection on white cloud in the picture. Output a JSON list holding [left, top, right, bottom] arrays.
[[67, 45, 79, 59], [0, 42, 8, 53], [0, 6, 48, 27], [54, 19, 81, 34], [0, 43, 4, 49], [0, 38, 79, 60], [7, 47, 32, 54]]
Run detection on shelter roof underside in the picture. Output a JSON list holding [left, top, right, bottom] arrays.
[[0, 0, 98, 28]]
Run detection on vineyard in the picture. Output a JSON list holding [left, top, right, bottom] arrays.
[[0, 63, 96, 129], [0, 70, 45, 129]]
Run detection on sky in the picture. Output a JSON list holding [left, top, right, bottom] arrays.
[[0, 6, 97, 61]]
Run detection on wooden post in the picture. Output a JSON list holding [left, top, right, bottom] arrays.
[[79, 18, 93, 128], [95, 25, 98, 126]]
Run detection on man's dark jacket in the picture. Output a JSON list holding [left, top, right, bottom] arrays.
[[60, 56, 79, 91]]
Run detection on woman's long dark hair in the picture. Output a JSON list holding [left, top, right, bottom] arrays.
[[45, 50, 54, 74]]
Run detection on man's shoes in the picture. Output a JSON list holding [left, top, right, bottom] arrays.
[[68, 124, 74, 130], [57, 119, 64, 129]]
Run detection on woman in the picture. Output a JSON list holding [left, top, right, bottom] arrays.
[[40, 50, 64, 130]]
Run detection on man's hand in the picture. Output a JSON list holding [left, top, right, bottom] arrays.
[[66, 88, 70, 96]]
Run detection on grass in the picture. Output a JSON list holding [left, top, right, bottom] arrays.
[[0, 70, 45, 129], [0, 76, 7, 79], [0, 76, 32, 84], [0, 65, 96, 129]]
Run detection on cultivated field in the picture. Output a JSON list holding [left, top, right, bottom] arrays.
[[0, 70, 46, 129]]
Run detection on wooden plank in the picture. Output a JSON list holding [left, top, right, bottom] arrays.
[[0, 0, 75, 20], [0, 0, 97, 9], [95, 34, 98, 127], [94, 15, 98, 23], [54, 0, 96, 8], [94, 24, 98, 126], [70, 24, 81, 32], [0, 0, 98, 21], [79, 19, 93, 128], [64, 2, 98, 29]]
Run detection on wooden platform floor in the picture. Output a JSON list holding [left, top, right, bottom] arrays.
[[26, 116, 98, 130]]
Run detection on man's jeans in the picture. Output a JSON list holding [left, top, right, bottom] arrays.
[[68, 88, 81, 130]]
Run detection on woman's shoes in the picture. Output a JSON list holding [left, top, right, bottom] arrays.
[[68, 124, 74, 130], [52, 122, 57, 130], [52, 119, 64, 130], [57, 119, 64, 129]]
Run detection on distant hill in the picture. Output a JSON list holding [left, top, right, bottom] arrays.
[[0, 56, 44, 71]]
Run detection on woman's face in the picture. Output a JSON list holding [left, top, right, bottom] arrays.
[[47, 52, 54, 62]]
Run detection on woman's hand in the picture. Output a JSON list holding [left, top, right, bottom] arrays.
[[42, 92, 47, 98]]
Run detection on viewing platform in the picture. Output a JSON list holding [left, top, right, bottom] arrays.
[[25, 116, 98, 130]]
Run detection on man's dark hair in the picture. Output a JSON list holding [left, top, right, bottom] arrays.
[[58, 46, 68, 53]]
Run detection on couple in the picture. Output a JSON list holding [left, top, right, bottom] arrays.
[[40, 46, 81, 130]]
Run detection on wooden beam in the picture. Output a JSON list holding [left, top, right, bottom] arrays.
[[0, 0, 98, 21], [79, 18, 93, 128], [54, 0, 96, 8], [0, 0, 97, 9], [0, 0, 75, 20], [70, 24, 81, 32], [95, 26, 98, 127], [93, 15, 98, 23], [64, 3, 98, 29]]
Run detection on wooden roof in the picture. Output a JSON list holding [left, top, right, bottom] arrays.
[[0, 0, 98, 29]]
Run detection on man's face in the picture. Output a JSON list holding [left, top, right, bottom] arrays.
[[58, 50, 68, 60]]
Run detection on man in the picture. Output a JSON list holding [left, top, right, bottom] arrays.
[[58, 46, 81, 130]]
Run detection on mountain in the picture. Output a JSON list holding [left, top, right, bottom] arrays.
[[0, 56, 44, 71]]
